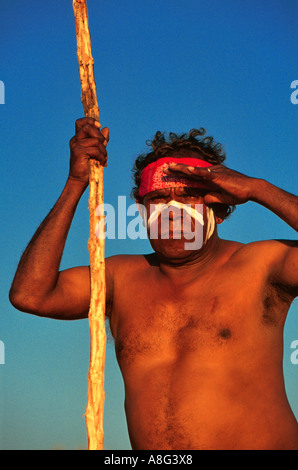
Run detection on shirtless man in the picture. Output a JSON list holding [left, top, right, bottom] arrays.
[[9, 117, 298, 450]]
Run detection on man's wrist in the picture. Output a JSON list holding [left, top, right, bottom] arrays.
[[248, 177, 268, 203], [66, 175, 89, 193]]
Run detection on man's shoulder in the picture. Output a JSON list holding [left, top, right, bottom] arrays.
[[225, 238, 297, 265], [234, 238, 297, 253]]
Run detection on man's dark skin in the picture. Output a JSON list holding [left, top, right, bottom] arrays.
[[9, 118, 298, 450]]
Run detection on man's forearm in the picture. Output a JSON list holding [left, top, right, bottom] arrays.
[[9, 177, 87, 310], [251, 179, 298, 232]]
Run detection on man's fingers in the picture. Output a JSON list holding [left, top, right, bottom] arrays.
[[101, 127, 110, 147], [76, 123, 103, 140], [73, 137, 107, 152], [81, 146, 107, 165], [167, 163, 219, 178], [75, 122, 109, 149], [164, 164, 218, 190], [75, 117, 100, 133]]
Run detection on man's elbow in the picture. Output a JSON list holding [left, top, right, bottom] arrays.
[[9, 287, 43, 316]]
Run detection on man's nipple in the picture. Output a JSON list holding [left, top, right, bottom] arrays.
[[219, 328, 232, 339]]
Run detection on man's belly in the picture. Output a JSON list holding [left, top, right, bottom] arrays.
[[113, 278, 298, 450], [122, 358, 298, 450]]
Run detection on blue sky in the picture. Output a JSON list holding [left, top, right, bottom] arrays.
[[0, 0, 297, 450]]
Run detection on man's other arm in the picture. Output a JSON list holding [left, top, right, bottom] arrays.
[[250, 180, 298, 297]]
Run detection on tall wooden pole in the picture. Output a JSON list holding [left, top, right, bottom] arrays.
[[73, 0, 106, 450]]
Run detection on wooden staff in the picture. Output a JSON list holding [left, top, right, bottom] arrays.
[[73, 0, 106, 450]]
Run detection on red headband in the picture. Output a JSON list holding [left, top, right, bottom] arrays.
[[138, 157, 213, 197]]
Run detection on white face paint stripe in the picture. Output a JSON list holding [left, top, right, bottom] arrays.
[[205, 206, 215, 242], [147, 201, 204, 228], [143, 201, 215, 249]]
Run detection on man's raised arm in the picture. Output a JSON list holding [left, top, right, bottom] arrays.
[[166, 162, 298, 295], [9, 118, 109, 320], [166, 162, 298, 231]]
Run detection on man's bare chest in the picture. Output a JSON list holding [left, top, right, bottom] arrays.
[[110, 268, 279, 366]]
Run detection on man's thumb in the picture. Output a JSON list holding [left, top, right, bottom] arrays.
[[101, 127, 110, 146]]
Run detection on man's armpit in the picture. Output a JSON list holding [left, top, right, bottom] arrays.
[[270, 239, 298, 298]]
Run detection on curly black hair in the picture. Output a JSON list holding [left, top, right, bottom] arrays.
[[131, 128, 235, 220]]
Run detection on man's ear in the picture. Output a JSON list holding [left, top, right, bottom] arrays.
[[215, 215, 224, 225], [209, 203, 228, 225]]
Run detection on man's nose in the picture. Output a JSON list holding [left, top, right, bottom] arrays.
[[162, 201, 184, 221]]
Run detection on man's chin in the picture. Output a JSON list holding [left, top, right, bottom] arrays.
[[149, 236, 204, 259]]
